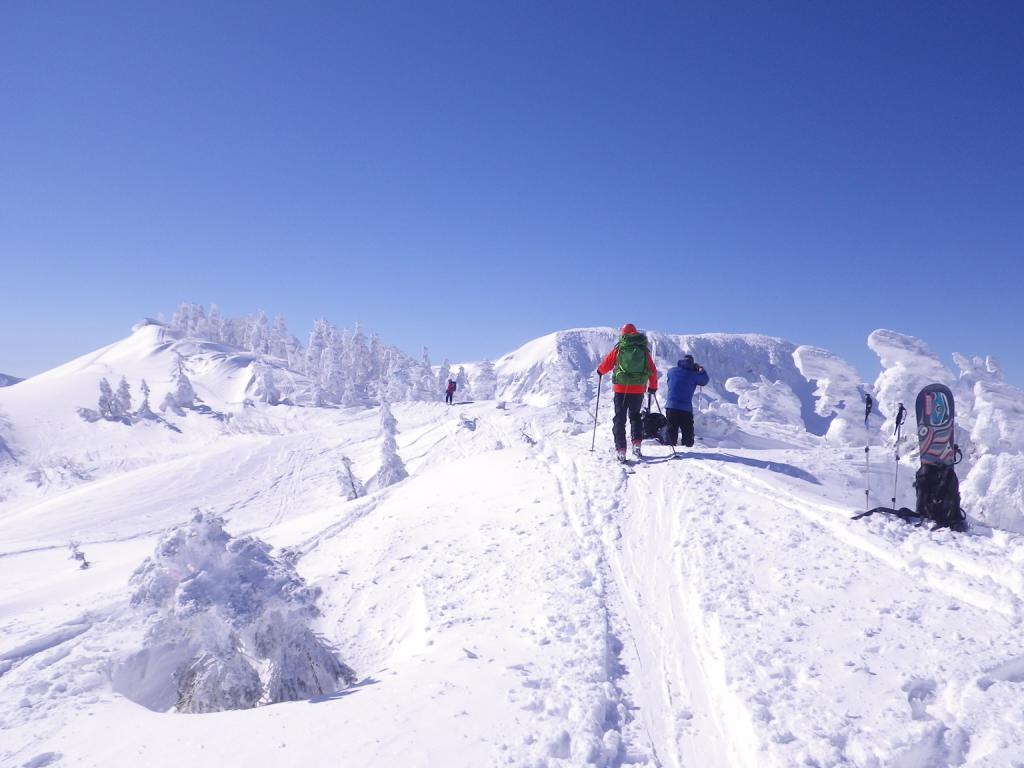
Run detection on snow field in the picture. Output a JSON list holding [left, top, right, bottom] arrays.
[[4, 322, 1024, 766]]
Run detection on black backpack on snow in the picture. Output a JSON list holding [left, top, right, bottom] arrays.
[[913, 457, 967, 532], [641, 409, 667, 441]]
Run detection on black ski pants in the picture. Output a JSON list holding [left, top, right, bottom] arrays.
[[612, 392, 645, 450], [665, 408, 695, 447], [445, 391, 454, 405]]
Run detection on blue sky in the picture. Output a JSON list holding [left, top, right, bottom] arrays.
[[2, 2, 1022, 385]]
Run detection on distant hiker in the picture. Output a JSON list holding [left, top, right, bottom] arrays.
[[664, 355, 709, 447], [597, 324, 658, 461], [445, 378, 456, 405]]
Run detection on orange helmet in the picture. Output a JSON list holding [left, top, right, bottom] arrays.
[[620, 323, 638, 335]]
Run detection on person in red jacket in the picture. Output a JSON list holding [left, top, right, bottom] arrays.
[[596, 324, 658, 460]]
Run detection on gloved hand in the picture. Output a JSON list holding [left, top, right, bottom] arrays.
[[596, 370, 603, 377], [647, 387, 656, 394]]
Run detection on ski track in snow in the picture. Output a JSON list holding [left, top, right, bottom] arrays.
[[3, 398, 1024, 767]]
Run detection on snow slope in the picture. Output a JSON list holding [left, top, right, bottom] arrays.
[[3, 325, 1024, 767]]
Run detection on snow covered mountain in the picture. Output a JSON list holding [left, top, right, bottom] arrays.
[[3, 322, 1024, 767], [0, 373, 22, 387]]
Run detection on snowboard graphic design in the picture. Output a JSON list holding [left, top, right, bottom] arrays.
[[915, 383, 956, 466]]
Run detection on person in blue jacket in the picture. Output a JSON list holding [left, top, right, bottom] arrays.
[[665, 355, 709, 447]]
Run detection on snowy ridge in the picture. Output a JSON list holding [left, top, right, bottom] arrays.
[[3, 323, 1024, 766], [493, 327, 827, 433], [0, 373, 23, 388]]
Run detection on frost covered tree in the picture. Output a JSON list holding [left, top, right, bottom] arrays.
[[269, 315, 291, 363], [122, 511, 355, 713], [98, 377, 116, 419], [221, 317, 240, 347], [455, 366, 471, 402], [247, 311, 270, 355], [793, 345, 864, 446], [207, 304, 223, 343], [192, 305, 209, 339], [305, 319, 329, 382], [337, 455, 364, 500], [115, 377, 133, 418], [370, 397, 408, 489], [474, 360, 498, 400], [161, 359, 197, 416], [724, 376, 803, 426], [136, 379, 156, 420], [259, 367, 281, 405], [437, 359, 451, 395]]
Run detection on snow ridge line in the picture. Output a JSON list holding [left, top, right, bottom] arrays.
[[693, 459, 1024, 622]]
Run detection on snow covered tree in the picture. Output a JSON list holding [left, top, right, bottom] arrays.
[[136, 379, 156, 420], [269, 315, 290, 363], [370, 397, 407, 489], [171, 303, 193, 335], [305, 320, 329, 382], [259, 367, 281, 405], [123, 511, 355, 713], [207, 304, 223, 343], [474, 360, 498, 400], [162, 359, 197, 416], [115, 376, 133, 419], [247, 311, 270, 355], [437, 359, 451, 395], [455, 366, 471, 402], [98, 378, 116, 419], [192, 305, 209, 339], [221, 317, 240, 347], [337, 455, 364, 500]]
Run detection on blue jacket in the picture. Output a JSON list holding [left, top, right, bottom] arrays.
[[665, 360, 709, 412]]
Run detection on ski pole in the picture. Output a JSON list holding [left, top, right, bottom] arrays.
[[698, 385, 703, 412], [863, 394, 873, 511], [890, 403, 906, 508], [590, 374, 603, 451], [651, 391, 676, 456]]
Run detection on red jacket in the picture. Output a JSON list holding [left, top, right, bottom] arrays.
[[597, 347, 658, 394]]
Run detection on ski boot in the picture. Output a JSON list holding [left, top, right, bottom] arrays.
[[632, 442, 642, 460]]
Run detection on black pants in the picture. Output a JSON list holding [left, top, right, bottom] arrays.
[[665, 408, 695, 447], [445, 391, 454, 404], [612, 392, 644, 450]]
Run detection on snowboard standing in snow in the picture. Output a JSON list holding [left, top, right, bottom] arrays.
[[913, 383, 966, 531], [853, 383, 967, 532]]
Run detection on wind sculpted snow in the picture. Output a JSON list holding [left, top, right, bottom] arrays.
[[3, 323, 1024, 766]]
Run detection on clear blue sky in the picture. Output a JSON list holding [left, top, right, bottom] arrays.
[[2, 2, 1022, 384]]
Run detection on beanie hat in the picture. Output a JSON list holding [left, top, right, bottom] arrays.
[[620, 323, 638, 335]]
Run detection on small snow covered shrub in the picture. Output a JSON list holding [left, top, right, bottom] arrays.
[[119, 511, 354, 713]]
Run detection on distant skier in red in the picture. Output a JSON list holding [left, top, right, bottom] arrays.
[[445, 378, 456, 405], [597, 324, 658, 461]]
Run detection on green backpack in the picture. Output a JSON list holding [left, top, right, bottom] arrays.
[[614, 333, 650, 387]]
